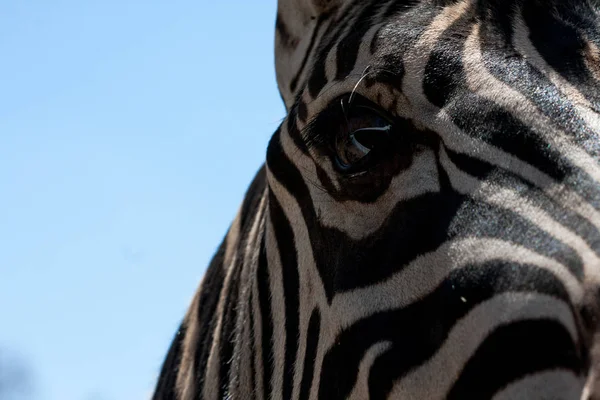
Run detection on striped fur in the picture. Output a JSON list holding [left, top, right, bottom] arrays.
[[152, 0, 600, 398]]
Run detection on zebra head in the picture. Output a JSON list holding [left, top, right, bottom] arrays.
[[153, 0, 600, 399]]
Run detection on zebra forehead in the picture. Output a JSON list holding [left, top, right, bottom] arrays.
[[275, 0, 600, 113]]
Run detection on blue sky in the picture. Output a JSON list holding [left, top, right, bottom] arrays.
[[0, 1, 283, 399]]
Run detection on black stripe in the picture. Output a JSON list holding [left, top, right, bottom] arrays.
[[480, 9, 600, 163], [318, 261, 572, 399], [269, 191, 301, 400], [248, 288, 257, 400], [257, 239, 274, 397], [334, 0, 384, 81], [445, 91, 600, 209], [305, 179, 584, 292], [286, 106, 311, 157], [151, 323, 186, 400], [268, 124, 584, 296], [276, 13, 298, 49], [150, 231, 228, 399], [299, 309, 321, 400], [218, 252, 244, 399], [290, 15, 328, 93], [523, 0, 600, 107], [190, 167, 266, 397], [212, 166, 268, 398], [447, 95, 571, 181], [422, 22, 470, 110], [447, 319, 581, 399], [307, 11, 355, 98], [383, 0, 422, 19], [370, 1, 439, 57], [297, 96, 308, 123], [445, 147, 597, 275], [423, 20, 600, 210], [186, 237, 227, 398], [267, 129, 335, 300], [240, 166, 267, 228]]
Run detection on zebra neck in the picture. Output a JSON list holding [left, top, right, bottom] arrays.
[[216, 188, 269, 399]]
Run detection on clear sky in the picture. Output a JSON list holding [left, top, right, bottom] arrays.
[[0, 2, 283, 399]]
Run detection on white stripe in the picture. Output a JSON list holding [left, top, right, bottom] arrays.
[[202, 251, 239, 400], [512, 14, 593, 110], [265, 217, 288, 399], [492, 370, 584, 400], [251, 268, 265, 399], [347, 341, 393, 400], [402, 0, 472, 112], [329, 237, 582, 336], [512, 13, 600, 138], [399, 3, 600, 257], [229, 190, 268, 396], [463, 23, 600, 190], [440, 146, 600, 287], [389, 293, 577, 400], [266, 145, 329, 399], [224, 204, 242, 267], [313, 148, 440, 239]]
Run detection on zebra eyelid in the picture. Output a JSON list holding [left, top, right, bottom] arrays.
[[349, 125, 392, 135]]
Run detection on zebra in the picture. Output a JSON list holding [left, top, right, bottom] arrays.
[[152, 0, 600, 398]]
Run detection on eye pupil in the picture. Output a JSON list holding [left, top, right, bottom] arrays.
[[335, 105, 392, 171], [352, 128, 386, 150]]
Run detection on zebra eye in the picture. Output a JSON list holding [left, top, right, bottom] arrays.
[[335, 104, 392, 171]]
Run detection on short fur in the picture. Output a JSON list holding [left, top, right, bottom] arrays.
[[153, 0, 600, 399]]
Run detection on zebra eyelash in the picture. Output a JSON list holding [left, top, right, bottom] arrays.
[[299, 94, 393, 152], [299, 102, 343, 151]]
